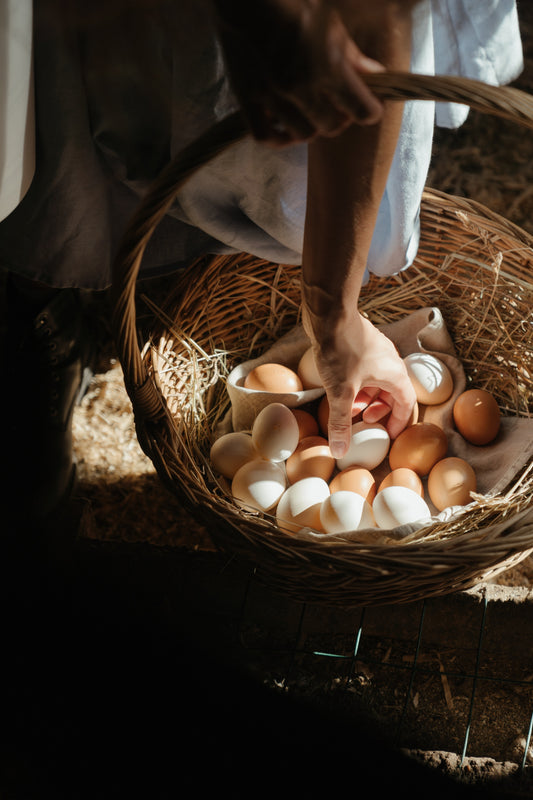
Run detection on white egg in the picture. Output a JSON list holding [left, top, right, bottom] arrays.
[[231, 459, 287, 512], [252, 402, 300, 462], [320, 491, 376, 534], [276, 477, 330, 534], [403, 352, 454, 405], [210, 431, 258, 479], [336, 421, 390, 471], [372, 485, 431, 529]]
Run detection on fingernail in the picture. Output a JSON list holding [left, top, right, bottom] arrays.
[[330, 440, 347, 459]]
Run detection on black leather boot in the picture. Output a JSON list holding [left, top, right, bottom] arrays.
[[2, 277, 93, 524]]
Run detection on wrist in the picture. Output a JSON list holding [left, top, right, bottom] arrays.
[[301, 275, 361, 324], [302, 286, 364, 352]]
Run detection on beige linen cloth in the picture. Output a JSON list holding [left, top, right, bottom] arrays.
[[224, 306, 533, 504]]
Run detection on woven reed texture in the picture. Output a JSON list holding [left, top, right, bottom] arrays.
[[111, 73, 533, 606]]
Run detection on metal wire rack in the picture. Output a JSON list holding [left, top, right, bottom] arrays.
[[74, 536, 533, 795], [234, 568, 533, 791]]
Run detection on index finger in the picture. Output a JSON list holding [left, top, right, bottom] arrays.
[[326, 386, 357, 459]]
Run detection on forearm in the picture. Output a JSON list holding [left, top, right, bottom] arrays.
[[302, 3, 414, 345]]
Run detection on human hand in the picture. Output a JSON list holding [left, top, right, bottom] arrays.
[[211, 0, 385, 146], [305, 310, 416, 458]]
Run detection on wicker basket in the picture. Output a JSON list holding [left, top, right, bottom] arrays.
[[111, 73, 533, 607]]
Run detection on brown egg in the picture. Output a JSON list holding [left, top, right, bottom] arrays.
[[388, 422, 448, 476], [209, 431, 257, 479], [428, 456, 477, 511], [409, 402, 420, 426], [378, 467, 424, 497], [317, 395, 330, 435], [297, 347, 323, 390], [453, 388, 501, 445], [291, 408, 319, 440], [244, 363, 303, 393], [329, 466, 377, 503], [285, 435, 336, 484]]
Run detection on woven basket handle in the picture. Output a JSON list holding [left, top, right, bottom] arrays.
[[111, 71, 533, 424]]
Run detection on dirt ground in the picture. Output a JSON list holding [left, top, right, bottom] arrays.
[[45, 6, 533, 797]]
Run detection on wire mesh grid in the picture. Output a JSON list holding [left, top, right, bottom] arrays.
[[71, 530, 533, 796], [234, 569, 533, 786]]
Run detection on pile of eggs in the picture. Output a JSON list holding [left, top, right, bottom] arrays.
[[209, 347, 502, 536]]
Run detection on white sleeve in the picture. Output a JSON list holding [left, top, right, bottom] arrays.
[[431, 0, 524, 129], [0, 0, 35, 222], [152, 0, 525, 278]]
